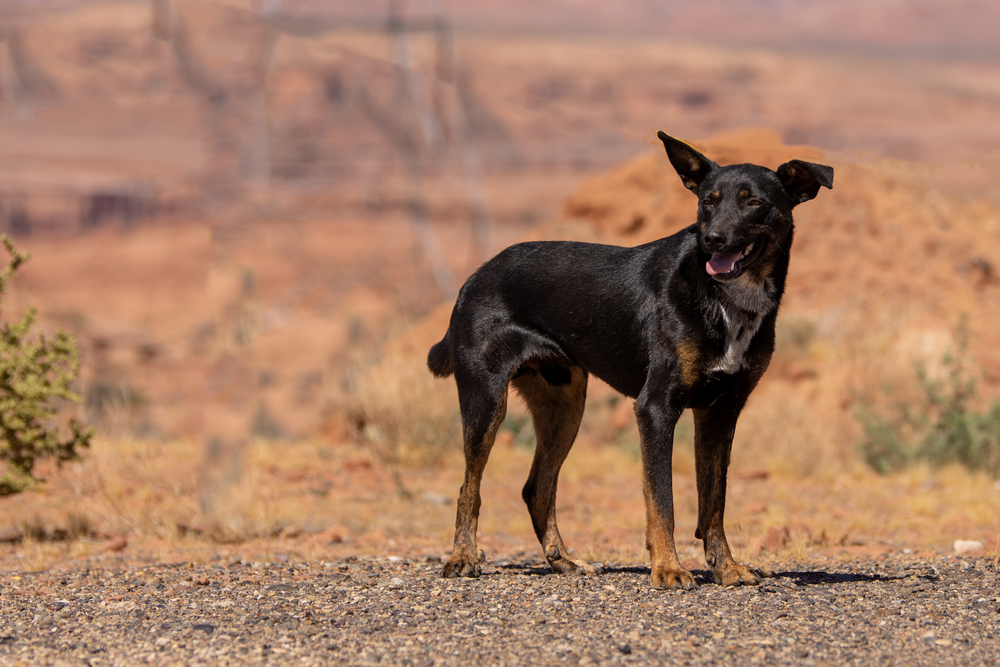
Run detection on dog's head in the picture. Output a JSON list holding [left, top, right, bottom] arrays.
[[657, 131, 833, 283]]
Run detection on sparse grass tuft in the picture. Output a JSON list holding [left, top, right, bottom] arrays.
[[341, 343, 461, 468]]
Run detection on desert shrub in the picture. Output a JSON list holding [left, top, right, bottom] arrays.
[[857, 322, 1000, 478], [343, 343, 461, 468], [0, 235, 92, 495]]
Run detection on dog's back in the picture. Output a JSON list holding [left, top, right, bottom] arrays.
[[427, 236, 698, 398]]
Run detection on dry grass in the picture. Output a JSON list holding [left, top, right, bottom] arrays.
[[0, 428, 997, 574], [338, 342, 462, 469]]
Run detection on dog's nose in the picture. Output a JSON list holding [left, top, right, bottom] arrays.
[[703, 229, 727, 252]]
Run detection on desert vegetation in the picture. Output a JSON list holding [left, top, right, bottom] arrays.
[[0, 236, 91, 497], [858, 322, 1000, 478]]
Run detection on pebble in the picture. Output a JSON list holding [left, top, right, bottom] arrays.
[[954, 540, 985, 556]]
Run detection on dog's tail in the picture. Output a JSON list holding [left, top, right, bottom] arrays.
[[427, 332, 453, 378]]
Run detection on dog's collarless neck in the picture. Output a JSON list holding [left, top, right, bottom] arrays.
[[713, 277, 777, 317]]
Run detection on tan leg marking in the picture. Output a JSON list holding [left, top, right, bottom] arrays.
[[514, 365, 601, 576]]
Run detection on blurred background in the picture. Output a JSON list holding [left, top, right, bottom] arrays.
[[1, 0, 999, 552]]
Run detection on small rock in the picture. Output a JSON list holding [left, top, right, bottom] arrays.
[[763, 526, 790, 552], [279, 526, 304, 539], [422, 491, 451, 505], [316, 527, 349, 544], [787, 521, 812, 543], [0, 527, 22, 543], [954, 540, 985, 556], [100, 537, 128, 553], [680, 558, 702, 571]]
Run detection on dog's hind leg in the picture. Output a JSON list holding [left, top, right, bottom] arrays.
[[513, 363, 600, 575], [442, 375, 509, 578]]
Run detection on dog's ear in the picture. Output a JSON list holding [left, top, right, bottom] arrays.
[[777, 160, 834, 206], [657, 131, 717, 194]]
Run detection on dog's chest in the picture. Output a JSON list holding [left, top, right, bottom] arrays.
[[708, 279, 776, 374]]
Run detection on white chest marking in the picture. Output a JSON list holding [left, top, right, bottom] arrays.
[[709, 305, 764, 374], [708, 277, 776, 374]]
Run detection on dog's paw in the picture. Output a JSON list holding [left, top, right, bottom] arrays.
[[545, 545, 602, 576], [712, 561, 771, 587], [549, 558, 602, 576], [441, 559, 482, 578], [650, 566, 697, 590], [441, 550, 486, 578]]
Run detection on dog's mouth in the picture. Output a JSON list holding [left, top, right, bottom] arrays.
[[705, 240, 765, 279]]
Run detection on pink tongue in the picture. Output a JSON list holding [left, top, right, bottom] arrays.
[[706, 252, 741, 276]]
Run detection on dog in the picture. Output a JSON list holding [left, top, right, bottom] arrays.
[[427, 132, 833, 588]]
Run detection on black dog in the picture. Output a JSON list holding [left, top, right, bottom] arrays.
[[428, 132, 833, 588]]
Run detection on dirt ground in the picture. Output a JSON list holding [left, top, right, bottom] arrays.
[[1, 553, 998, 666]]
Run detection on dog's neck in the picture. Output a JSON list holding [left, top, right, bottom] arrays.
[[719, 275, 778, 315], [708, 276, 778, 374]]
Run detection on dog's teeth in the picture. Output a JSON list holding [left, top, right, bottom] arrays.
[[740, 243, 754, 259]]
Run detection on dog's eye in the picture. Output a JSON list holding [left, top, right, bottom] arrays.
[[747, 199, 763, 207], [702, 198, 715, 207]]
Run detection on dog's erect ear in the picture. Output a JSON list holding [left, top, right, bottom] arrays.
[[657, 131, 717, 194], [776, 160, 834, 206]]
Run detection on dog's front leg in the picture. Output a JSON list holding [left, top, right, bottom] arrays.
[[692, 398, 771, 587], [635, 391, 694, 590]]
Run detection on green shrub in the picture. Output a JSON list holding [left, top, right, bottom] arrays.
[[857, 409, 910, 475], [0, 236, 92, 495], [857, 322, 1000, 478]]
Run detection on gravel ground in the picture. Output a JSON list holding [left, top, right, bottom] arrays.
[[0, 554, 997, 666]]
